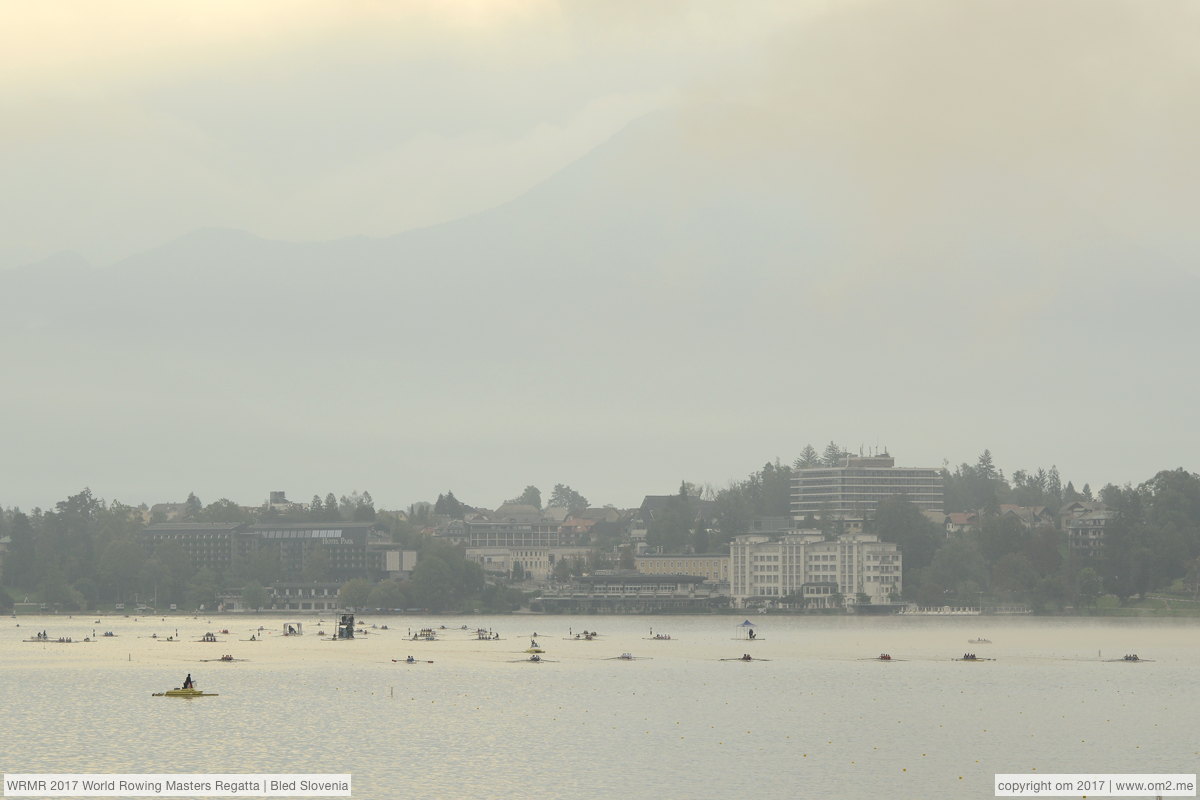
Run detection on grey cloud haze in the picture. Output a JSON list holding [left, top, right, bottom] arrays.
[[2, 1, 1197, 510]]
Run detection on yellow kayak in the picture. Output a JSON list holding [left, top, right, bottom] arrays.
[[154, 688, 219, 697]]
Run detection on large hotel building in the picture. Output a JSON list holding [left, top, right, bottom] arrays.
[[729, 532, 902, 607], [791, 454, 943, 530]]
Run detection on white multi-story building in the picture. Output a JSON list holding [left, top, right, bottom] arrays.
[[729, 532, 902, 608], [792, 454, 943, 529]]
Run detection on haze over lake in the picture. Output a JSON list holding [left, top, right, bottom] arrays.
[[4, 614, 1197, 799]]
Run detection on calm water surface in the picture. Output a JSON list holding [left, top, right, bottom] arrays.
[[3, 614, 1197, 799]]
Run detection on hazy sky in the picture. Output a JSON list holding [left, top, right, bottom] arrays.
[[4, 1, 1198, 511], [1, 1, 821, 268]]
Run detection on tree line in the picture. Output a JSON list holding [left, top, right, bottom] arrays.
[[3, 448, 1198, 613], [0, 488, 525, 613]]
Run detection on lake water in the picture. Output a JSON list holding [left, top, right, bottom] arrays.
[[3, 613, 1197, 799]]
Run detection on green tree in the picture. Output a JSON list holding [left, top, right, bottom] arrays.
[[692, 518, 711, 553], [979, 515, 1029, 564], [1046, 466, 1063, 501], [1075, 567, 1102, 609], [2, 512, 36, 590], [368, 579, 406, 610], [713, 485, 752, 545], [871, 497, 940, 576], [913, 537, 988, 605], [410, 556, 456, 611], [185, 567, 221, 611], [339, 491, 376, 521], [760, 460, 792, 517], [434, 491, 469, 519], [548, 484, 589, 515], [794, 444, 820, 469], [991, 553, 1038, 599], [508, 486, 542, 509], [241, 581, 267, 611], [1024, 527, 1063, 578], [647, 485, 694, 553], [822, 441, 844, 467], [203, 498, 254, 523], [97, 540, 146, 604], [38, 564, 85, 610], [408, 502, 433, 526], [339, 578, 373, 609], [183, 492, 203, 521], [976, 450, 996, 480]]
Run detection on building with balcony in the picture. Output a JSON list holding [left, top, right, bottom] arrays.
[[536, 573, 720, 612], [143, 521, 396, 581], [729, 532, 902, 608], [791, 454, 943, 529], [1061, 502, 1113, 556]]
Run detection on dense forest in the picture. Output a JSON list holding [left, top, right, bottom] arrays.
[[2, 446, 1199, 613]]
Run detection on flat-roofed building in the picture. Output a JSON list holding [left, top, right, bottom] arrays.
[[143, 521, 386, 580], [634, 554, 730, 583], [729, 531, 902, 608], [247, 522, 375, 579], [537, 573, 719, 612], [143, 523, 252, 572], [792, 454, 943, 526]]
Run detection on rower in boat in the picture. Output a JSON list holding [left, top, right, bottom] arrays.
[[719, 653, 770, 661]]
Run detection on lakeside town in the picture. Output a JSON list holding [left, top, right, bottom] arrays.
[[3, 446, 1199, 617]]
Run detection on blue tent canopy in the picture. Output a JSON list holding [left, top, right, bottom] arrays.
[[738, 620, 756, 627]]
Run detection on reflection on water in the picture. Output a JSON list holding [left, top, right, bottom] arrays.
[[4, 614, 1198, 799]]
